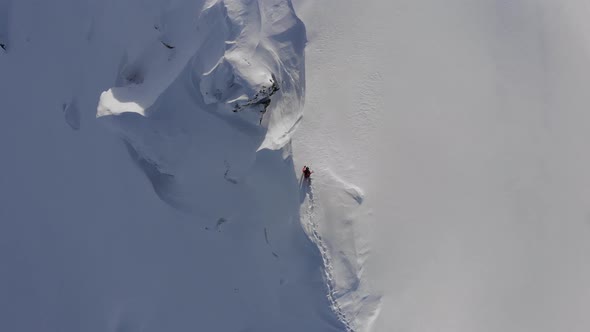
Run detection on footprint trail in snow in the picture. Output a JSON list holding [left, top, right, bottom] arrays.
[[302, 180, 355, 332], [300, 169, 382, 332]]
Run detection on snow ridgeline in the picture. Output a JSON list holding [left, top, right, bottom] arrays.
[[95, 0, 377, 331], [96, 0, 306, 216], [97, 0, 305, 148], [1, 0, 376, 331]]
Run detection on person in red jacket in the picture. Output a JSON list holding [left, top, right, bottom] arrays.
[[302, 166, 313, 179]]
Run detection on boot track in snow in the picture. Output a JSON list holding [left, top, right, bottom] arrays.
[[303, 181, 356, 332]]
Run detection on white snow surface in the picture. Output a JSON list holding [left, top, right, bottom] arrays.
[[4, 0, 590, 332], [294, 0, 590, 331], [0, 0, 350, 331]]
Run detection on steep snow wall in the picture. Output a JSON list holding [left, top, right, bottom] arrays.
[[96, 0, 306, 215], [97, 0, 305, 141], [0, 1, 352, 332]]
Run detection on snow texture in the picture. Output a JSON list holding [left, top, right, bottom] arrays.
[[0, 0, 358, 331], [95, 0, 307, 217], [294, 0, 590, 331], [6, 0, 589, 331]]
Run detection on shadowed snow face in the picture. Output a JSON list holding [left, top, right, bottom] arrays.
[[96, 0, 306, 215], [0, 0, 360, 332]]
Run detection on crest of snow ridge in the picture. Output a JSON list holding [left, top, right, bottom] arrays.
[[93, 0, 305, 214], [97, 0, 306, 150]]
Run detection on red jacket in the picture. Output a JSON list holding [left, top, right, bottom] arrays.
[[302, 167, 312, 178]]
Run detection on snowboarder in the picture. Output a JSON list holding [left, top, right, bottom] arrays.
[[302, 166, 313, 179]]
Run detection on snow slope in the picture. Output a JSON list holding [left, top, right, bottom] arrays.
[[6, 1, 590, 331], [0, 0, 349, 331], [95, 0, 307, 217], [294, 0, 590, 331]]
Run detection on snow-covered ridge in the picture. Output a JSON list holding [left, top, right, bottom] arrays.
[[95, 1, 379, 329], [97, 0, 377, 329], [1, 0, 378, 330], [97, 0, 305, 149], [95, 0, 307, 218]]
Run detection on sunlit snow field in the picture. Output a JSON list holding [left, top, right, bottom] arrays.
[[2, 0, 590, 332], [295, 0, 590, 331]]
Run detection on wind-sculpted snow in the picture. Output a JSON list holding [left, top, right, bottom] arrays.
[[97, 0, 305, 143], [0, 0, 361, 331], [97, 0, 361, 330], [97, 0, 306, 217]]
